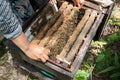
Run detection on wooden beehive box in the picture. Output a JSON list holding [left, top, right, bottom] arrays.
[[11, 0, 114, 80]]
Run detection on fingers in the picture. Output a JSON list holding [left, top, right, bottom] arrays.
[[44, 48, 50, 55], [76, 1, 81, 8], [80, 0, 84, 4], [72, 0, 84, 8], [80, 0, 84, 7], [43, 54, 49, 60], [40, 57, 46, 63], [38, 53, 49, 62], [39, 46, 50, 55], [38, 47, 50, 62]]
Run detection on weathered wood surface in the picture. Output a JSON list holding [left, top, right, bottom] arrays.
[[84, 0, 100, 11], [94, 3, 115, 40], [56, 9, 92, 63], [31, 2, 97, 63], [45, 7, 79, 59], [65, 10, 97, 64], [30, 4, 52, 34], [71, 12, 104, 74], [39, 4, 73, 47], [31, 2, 68, 44]]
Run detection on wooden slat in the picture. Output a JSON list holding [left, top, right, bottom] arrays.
[[65, 10, 97, 65], [18, 51, 72, 80], [84, 0, 100, 11], [71, 13, 104, 75], [22, 0, 50, 31], [31, 2, 68, 44], [30, 4, 52, 33], [39, 4, 73, 47], [94, 3, 115, 40], [45, 7, 79, 59], [56, 9, 92, 63]]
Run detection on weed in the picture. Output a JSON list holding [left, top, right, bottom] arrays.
[[74, 62, 95, 80], [91, 40, 107, 46], [74, 70, 89, 80], [96, 48, 120, 80], [96, 48, 113, 71], [107, 30, 120, 44], [109, 19, 120, 26]]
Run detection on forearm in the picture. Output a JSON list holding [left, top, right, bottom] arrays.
[[11, 32, 30, 53], [0, 0, 49, 62], [11, 32, 49, 62]]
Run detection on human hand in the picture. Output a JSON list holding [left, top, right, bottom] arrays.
[[72, 0, 84, 8], [24, 43, 49, 62], [11, 32, 49, 63]]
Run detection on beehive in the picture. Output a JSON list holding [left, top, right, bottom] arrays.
[[16, 1, 114, 80]]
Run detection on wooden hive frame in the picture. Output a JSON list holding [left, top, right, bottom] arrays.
[[9, 0, 114, 80]]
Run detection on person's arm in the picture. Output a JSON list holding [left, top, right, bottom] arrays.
[[0, 0, 49, 62], [11, 32, 49, 62]]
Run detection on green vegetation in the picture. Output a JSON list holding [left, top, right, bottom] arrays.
[[96, 49, 113, 71], [96, 49, 120, 80], [74, 29, 120, 80], [91, 40, 107, 46], [74, 62, 95, 80], [109, 6, 120, 26], [107, 30, 120, 44], [95, 30, 120, 80], [109, 19, 120, 26], [74, 70, 88, 80]]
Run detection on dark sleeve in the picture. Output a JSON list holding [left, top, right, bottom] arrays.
[[0, 0, 22, 39]]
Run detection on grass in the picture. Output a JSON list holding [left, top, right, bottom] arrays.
[[107, 30, 120, 44]]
